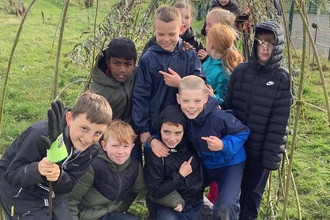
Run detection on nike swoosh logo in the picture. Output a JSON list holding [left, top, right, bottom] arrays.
[[266, 81, 274, 86]]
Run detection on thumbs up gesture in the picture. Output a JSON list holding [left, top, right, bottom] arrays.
[[179, 156, 193, 177]]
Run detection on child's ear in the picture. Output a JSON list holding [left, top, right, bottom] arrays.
[[101, 140, 107, 151], [65, 111, 72, 126], [106, 58, 110, 68], [204, 92, 209, 103], [176, 93, 181, 104]]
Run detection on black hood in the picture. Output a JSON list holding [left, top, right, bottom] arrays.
[[249, 21, 284, 72], [158, 105, 186, 131]]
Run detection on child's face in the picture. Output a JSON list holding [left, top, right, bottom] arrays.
[[107, 57, 135, 83], [160, 122, 184, 148], [256, 39, 274, 64], [101, 137, 134, 165], [176, 89, 208, 119], [66, 113, 107, 152], [205, 15, 216, 36], [154, 19, 183, 52], [218, 0, 230, 6], [178, 8, 192, 33]]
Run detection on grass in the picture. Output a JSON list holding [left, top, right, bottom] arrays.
[[1, 0, 330, 219]]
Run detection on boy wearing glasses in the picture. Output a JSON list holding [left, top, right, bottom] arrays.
[[223, 21, 293, 220]]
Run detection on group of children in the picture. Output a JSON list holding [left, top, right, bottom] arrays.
[[0, 1, 293, 220]]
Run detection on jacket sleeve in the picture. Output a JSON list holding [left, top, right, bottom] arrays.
[[131, 164, 149, 196], [143, 154, 185, 200], [262, 72, 293, 170], [132, 56, 153, 134], [4, 127, 48, 188], [188, 50, 205, 79], [67, 166, 94, 220], [214, 111, 250, 158], [152, 190, 185, 209]]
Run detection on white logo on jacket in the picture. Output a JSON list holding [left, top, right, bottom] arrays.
[[266, 81, 275, 86]]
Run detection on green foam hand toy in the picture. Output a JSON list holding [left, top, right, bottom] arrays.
[[47, 133, 68, 163], [41, 100, 69, 163]]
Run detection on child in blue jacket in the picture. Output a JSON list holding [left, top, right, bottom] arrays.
[[149, 75, 250, 220]]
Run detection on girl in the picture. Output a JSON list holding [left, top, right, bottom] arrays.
[[142, 2, 203, 55], [203, 23, 243, 105], [202, 22, 243, 206], [198, 8, 236, 61]]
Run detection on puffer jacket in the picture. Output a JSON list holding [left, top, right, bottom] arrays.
[[223, 21, 293, 170], [132, 38, 204, 135], [89, 53, 135, 124], [68, 149, 147, 220]]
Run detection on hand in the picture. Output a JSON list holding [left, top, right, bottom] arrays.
[[159, 68, 181, 88], [182, 41, 195, 51], [179, 156, 193, 177], [206, 84, 214, 97], [174, 204, 183, 212], [38, 157, 61, 181], [150, 138, 169, 157], [140, 132, 151, 144], [201, 136, 223, 151], [197, 49, 208, 60], [40, 100, 68, 163]]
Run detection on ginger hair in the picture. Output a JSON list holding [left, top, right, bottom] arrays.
[[207, 23, 243, 72]]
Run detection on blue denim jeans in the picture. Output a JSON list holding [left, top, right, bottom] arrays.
[[103, 211, 139, 220], [203, 162, 245, 220], [157, 200, 202, 220]]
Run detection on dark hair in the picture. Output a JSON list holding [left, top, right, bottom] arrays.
[[105, 37, 137, 63]]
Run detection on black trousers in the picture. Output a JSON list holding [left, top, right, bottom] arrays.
[[239, 158, 270, 220]]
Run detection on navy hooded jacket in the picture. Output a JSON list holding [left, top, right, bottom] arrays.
[[132, 38, 204, 135], [186, 96, 250, 169]]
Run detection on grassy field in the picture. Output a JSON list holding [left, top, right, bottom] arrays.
[[1, 0, 330, 219]]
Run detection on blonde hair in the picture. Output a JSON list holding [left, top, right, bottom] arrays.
[[154, 5, 182, 25], [208, 23, 243, 72], [173, 2, 195, 18], [207, 8, 236, 26], [179, 75, 206, 94], [103, 120, 137, 146]]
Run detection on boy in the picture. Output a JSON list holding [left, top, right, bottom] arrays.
[[176, 75, 249, 220], [68, 120, 147, 220], [132, 4, 204, 147], [89, 36, 142, 164], [0, 92, 112, 219], [223, 21, 293, 220], [68, 120, 180, 220], [143, 105, 204, 220], [89, 37, 136, 125]]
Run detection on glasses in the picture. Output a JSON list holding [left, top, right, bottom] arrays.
[[254, 38, 275, 48]]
